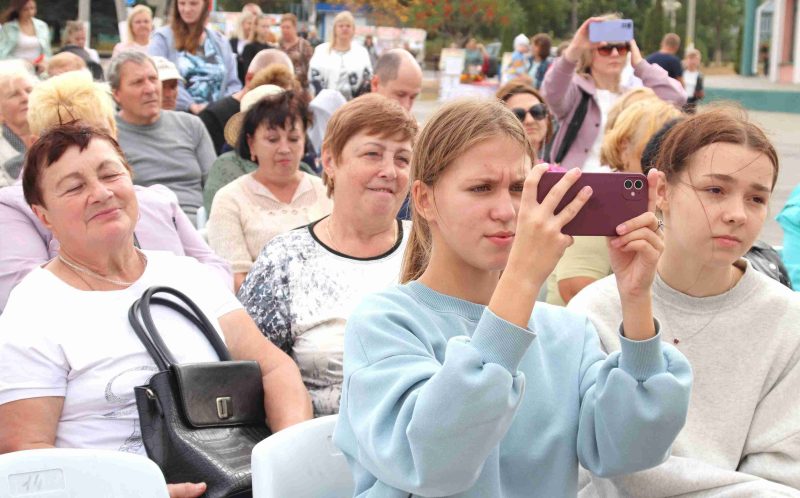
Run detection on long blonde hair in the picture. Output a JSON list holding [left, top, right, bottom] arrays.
[[401, 99, 533, 283], [329, 11, 355, 50]]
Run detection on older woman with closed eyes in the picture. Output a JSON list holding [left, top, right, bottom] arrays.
[[0, 122, 312, 498]]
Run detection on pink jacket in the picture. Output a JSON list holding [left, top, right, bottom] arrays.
[[541, 56, 687, 170], [0, 184, 232, 313]]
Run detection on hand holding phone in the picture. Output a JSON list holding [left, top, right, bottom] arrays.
[[536, 171, 648, 236]]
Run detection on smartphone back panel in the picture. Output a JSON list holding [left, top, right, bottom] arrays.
[[536, 172, 648, 236], [588, 20, 634, 43]]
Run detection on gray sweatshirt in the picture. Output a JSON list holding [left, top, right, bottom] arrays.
[[569, 260, 800, 497], [116, 110, 215, 224]]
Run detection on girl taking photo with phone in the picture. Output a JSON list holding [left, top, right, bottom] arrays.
[[570, 106, 800, 495], [333, 98, 693, 497]]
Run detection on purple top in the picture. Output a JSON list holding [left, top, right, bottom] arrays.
[[0, 183, 232, 313]]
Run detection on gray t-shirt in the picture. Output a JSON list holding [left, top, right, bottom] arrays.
[[569, 260, 800, 496], [116, 110, 215, 223]]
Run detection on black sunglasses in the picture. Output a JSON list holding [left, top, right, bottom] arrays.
[[511, 103, 548, 122]]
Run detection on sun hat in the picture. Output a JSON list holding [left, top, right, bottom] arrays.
[[223, 84, 286, 147]]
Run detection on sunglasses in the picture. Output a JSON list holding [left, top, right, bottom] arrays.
[[596, 43, 631, 56], [511, 103, 548, 122]]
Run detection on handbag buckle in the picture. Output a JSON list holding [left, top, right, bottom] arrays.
[[216, 397, 232, 420]]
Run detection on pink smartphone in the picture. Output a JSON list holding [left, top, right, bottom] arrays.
[[536, 172, 648, 236]]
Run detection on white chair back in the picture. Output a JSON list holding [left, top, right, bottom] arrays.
[[252, 415, 354, 498], [0, 448, 169, 497]]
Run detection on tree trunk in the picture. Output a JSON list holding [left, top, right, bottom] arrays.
[[714, 0, 724, 63]]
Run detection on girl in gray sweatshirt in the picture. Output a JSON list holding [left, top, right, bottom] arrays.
[[570, 106, 800, 496]]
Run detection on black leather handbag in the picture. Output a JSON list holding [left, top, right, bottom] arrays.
[[128, 286, 271, 498]]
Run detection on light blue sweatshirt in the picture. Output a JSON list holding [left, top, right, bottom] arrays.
[[334, 281, 693, 497]]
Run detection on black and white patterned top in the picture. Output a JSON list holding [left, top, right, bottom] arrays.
[[237, 217, 410, 416]]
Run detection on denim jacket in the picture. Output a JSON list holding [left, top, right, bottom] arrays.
[[0, 18, 52, 60]]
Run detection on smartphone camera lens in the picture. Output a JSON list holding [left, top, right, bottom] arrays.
[[624, 179, 633, 190], [634, 179, 644, 190]]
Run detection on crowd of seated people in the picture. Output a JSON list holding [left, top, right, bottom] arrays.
[[0, 8, 798, 498]]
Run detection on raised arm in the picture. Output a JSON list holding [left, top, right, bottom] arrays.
[[541, 18, 599, 119]]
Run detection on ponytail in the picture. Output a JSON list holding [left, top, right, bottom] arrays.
[[400, 215, 432, 283]]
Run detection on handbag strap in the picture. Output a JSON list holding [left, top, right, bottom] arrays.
[[129, 298, 171, 371], [552, 90, 591, 165], [128, 286, 233, 371]]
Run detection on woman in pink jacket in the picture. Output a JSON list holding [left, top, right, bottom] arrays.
[[541, 16, 686, 170]]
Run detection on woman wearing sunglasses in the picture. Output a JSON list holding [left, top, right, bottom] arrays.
[[541, 15, 686, 171], [496, 81, 553, 160]]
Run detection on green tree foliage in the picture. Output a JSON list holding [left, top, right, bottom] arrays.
[[641, 0, 667, 55], [406, 0, 523, 45]]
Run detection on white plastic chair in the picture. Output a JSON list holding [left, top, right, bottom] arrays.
[[0, 448, 169, 497], [195, 206, 208, 230], [252, 415, 354, 498]]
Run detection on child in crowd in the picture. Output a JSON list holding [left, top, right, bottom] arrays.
[[682, 48, 704, 113], [333, 98, 693, 497], [571, 106, 800, 495], [504, 33, 530, 83]]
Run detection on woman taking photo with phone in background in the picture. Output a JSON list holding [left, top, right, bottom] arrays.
[[541, 16, 686, 171], [333, 98, 692, 497], [570, 106, 800, 495]]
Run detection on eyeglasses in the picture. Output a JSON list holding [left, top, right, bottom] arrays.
[[596, 43, 630, 57], [511, 103, 548, 122]]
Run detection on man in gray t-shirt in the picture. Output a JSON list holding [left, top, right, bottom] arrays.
[[109, 52, 215, 225]]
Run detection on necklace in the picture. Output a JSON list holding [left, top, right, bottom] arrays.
[[58, 249, 147, 287], [324, 217, 339, 252], [658, 265, 740, 345]]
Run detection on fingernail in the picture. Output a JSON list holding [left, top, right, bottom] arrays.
[[616, 224, 626, 234], [581, 186, 592, 197]]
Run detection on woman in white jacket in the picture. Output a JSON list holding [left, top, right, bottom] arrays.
[[308, 11, 371, 100]]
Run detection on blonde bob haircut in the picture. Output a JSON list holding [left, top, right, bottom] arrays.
[[604, 87, 657, 132], [401, 98, 533, 283], [329, 11, 355, 48], [28, 70, 118, 138], [126, 5, 153, 43], [600, 99, 682, 171], [321, 93, 418, 198]]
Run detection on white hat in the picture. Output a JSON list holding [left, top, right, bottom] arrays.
[[151, 56, 184, 83], [514, 34, 530, 48], [223, 84, 286, 146]]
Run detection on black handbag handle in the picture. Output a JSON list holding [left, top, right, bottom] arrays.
[[128, 286, 233, 371]]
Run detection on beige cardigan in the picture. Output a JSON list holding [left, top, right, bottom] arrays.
[[207, 173, 332, 274]]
